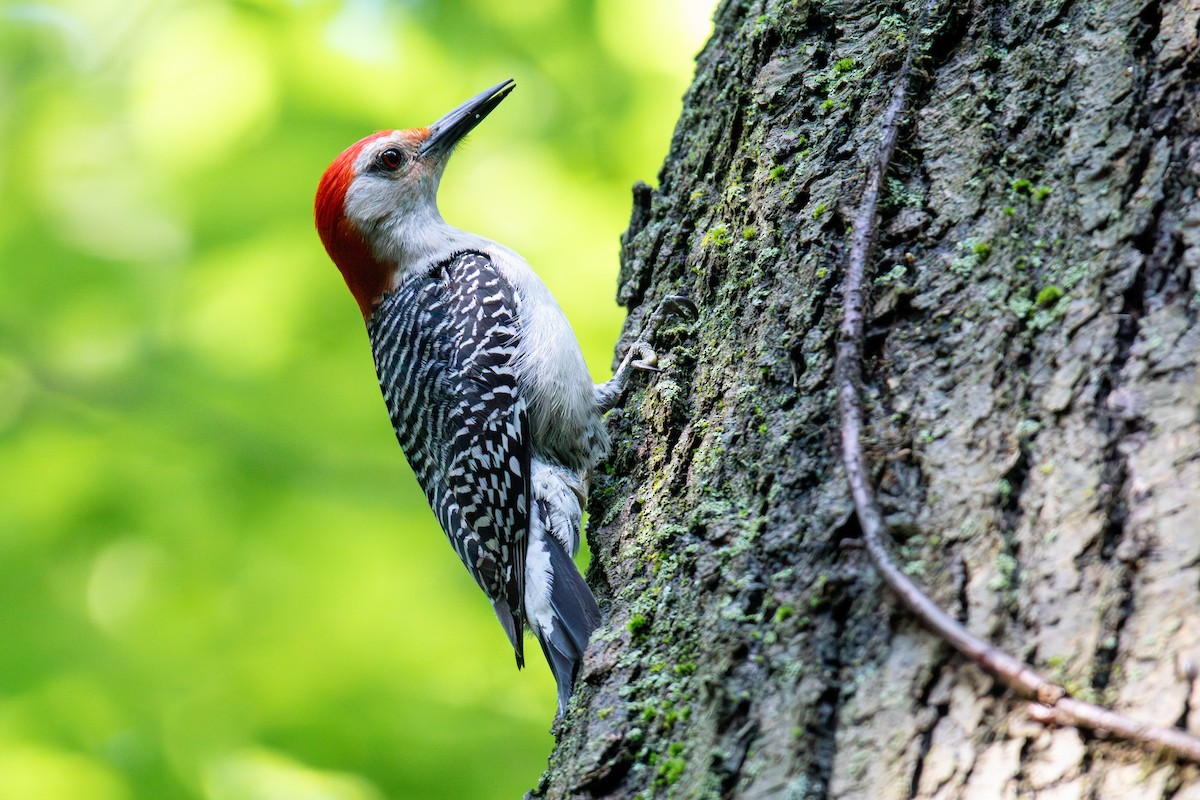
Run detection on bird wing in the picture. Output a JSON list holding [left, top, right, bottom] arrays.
[[369, 251, 530, 666]]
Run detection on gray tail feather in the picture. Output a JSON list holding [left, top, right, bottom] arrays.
[[491, 599, 525, 670], [536, 534, 602, 715]]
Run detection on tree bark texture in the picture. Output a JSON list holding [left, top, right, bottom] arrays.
[[534, 1, 1200, 798]]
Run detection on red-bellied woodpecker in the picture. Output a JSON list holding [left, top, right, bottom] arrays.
[[314, 79, 668, 715]]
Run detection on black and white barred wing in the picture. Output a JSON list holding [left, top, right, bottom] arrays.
[[369, 251, 531, 667], [442, 252, 532, 665]]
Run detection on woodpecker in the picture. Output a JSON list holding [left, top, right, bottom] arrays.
[[314, 79, 663, 715]]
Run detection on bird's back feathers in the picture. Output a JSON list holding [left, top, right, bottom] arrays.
[[369, 251, 530, 665]]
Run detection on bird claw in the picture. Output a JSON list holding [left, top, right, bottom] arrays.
[[594, 294, 695, 412], [628, 342, 662, 373], [628, 294, 695, 372], [658, 294, 698, 323], [639, 294, 697, 344]]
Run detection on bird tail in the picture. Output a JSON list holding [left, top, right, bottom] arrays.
[[526, 501, 601, 716]]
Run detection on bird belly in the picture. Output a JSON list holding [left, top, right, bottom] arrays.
[[484, 248, 603, 470]]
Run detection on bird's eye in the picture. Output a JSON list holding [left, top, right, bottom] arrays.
[[379, 147, 405, 170]]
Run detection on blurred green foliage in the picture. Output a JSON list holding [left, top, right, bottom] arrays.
[[0, 0, 712, 797]]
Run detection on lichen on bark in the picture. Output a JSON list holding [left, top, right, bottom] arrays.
[[531, 1, 1200, 798]]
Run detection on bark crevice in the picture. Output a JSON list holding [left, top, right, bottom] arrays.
[[533, 1, 1200, 796]]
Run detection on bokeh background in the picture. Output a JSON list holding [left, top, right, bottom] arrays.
[[0, 0, 714, 797]]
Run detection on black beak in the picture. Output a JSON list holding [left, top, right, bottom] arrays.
[[419, 79, 515, 158]]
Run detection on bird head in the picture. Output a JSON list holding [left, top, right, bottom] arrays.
[[315, 79, 515, 318]]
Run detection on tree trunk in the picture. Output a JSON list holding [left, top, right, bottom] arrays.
[[533, 1, 1200, 797]]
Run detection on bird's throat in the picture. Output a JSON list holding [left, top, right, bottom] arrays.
[[328, 218, 393, 319]]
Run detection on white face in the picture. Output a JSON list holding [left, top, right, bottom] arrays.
[[343, 130, 447, 235], [338, 129, 468, 275]]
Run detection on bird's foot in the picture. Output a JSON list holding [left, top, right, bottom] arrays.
[[594, 294, 697, 411], [639, 294, 698, 344], [626, 341, 662, 374]]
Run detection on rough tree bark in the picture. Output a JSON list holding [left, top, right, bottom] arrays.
[[532, 1, 1200, 798]]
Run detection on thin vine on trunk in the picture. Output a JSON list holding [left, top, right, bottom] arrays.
[[534, 1, 1200, 797]]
